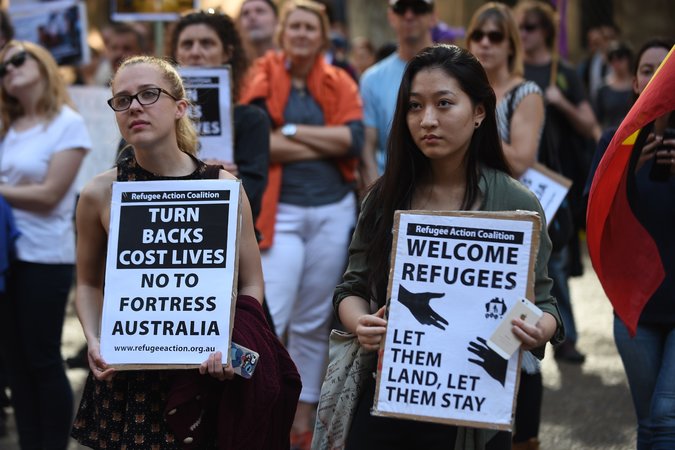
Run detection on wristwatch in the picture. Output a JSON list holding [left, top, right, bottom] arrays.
[[281, 123, 297, 138]]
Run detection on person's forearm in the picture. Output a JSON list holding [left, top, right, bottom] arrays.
[[554, 99, 600, 141], [0, 183, 68, 212], [270, 132, 321, 163], [75, 285, 103, 343], [292, 124, 353, 157], [338, 295, 371, 334]]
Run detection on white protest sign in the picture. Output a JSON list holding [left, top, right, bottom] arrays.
[[373, 211, 541, 430], [68, 85, 121, 192], [519, 162, 572, 225], [100, 179, 241, 368], [179, 66, 234, 163], [10, 0, 90, 65]]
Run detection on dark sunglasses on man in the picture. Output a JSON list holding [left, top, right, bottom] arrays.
[[390, 0, 433, 16], [519, 22, 540, 33], [0, 51, 28, 78], [469, 30, 506, 45]]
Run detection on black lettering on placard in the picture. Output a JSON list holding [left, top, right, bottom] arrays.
[[439, 393, 486, 412], [385, 386, 437, 406], [119, 296, 217, 312], [116, 203, 229, 269], [406, 238, 518, 265], [111, 320, 220, 336], [401, 263, 517, 289]]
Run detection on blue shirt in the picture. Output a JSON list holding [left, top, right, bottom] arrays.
[[359, 52, 407, 174]]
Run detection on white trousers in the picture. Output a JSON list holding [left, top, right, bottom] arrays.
[[261, 193, 356, 403]]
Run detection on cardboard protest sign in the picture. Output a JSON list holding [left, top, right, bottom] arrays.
[[179, 66, 234, 163], [10, 0, 90, 65], [372, 210, 541, 430], [68, 86, 121, 192], [519, 162, 572, 225], [100, 179, 241, 369], [110, 0, 197, 22]]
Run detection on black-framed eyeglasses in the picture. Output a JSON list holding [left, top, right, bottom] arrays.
[[107, 87, 179, 111], [391, 1, 433, 16], [519, 23, 540, 33], [469, 30, 506, 44], [0, 51, 28, 78]]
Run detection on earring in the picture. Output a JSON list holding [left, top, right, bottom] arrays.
[[475, 122, 480, 128]]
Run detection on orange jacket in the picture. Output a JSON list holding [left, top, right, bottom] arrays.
[[240, 51, 363, 249]]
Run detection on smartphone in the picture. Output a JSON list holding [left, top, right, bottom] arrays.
[[649, 127, 675, 182], [487, 298, 543, 360], [230, 342, 259, 379]]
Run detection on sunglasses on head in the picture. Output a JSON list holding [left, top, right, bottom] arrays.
[[469, 30, 506, 44], [519, 23, 540, 33], [391, 1, 433, 16], [0, 51, 28, 78]]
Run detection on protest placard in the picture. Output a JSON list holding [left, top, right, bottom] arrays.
[[372, 210, 541, 430], [110, 0, 197, 22], [100, 179, 241, 369], [9, 0, 90, 65], [519, 162, 572, 225], [179, 66, 234, 163]]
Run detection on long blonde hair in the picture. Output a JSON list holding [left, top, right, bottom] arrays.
[[113, 55, 199, 156], [0, 40, 75, 140]]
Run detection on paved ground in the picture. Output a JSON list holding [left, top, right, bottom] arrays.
[[1, 247, 637, 449]]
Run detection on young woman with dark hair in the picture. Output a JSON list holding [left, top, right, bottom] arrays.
[[333, 44, 563, 450]]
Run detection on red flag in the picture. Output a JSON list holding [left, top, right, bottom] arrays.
[[587, 46, 675, 336]]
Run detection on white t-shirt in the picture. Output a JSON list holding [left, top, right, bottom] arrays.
[[0, 105, 92, 264]]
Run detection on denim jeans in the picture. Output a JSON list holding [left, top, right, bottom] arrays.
[[614, 317, 675, 450], [548, 246, 577, 343]]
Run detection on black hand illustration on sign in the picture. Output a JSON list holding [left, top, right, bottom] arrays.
[[397, 285, 449, 330], [468, 337, 507, 387]]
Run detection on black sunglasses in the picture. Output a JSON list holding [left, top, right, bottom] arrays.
[[0, 51, 28, 78], [519, 23, 540, 33], [107, 87, 179, 111], [469, 30, 506, 44], [391, 1, 433, 16]]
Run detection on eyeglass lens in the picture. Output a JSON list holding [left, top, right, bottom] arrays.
[[0, 52, 28, 78], [469, 30, 505, 44], [392, 2, 432, 15], [108, 88, 163, 111]]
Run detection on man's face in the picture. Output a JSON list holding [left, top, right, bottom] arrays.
[[108, 31, 142, 71], [517, 12, 546, 54], [239, 0, 278, 44], [388, 1, 435, 45]]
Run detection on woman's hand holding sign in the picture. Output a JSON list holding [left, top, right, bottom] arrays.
[[199, 351, 235, 381], [355, 307, 387, 352], [87, 340, 115, 381]]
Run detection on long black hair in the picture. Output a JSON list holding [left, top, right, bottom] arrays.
[[362, 44, 510, 302]]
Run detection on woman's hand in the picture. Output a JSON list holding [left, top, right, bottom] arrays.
[[653, 134, 675, 176], [511, 312, 557, 352], [199, 351, 235, 381], [355, 306, 387, 352], [635, 133, 661, 172], [87, 339, 115, 381]]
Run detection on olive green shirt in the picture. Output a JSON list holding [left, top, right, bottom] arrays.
[[333, 167, 564, 449]]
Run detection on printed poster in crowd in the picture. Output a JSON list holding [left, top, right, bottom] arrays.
[[372, 210, 541, 430], [9, 0, 90, 65], [110, 0, 197, 22], [519, 162, 572, 225], [100, 179, 241, 368], [179, 66, 234, 163], [68, 85, 121, 192]]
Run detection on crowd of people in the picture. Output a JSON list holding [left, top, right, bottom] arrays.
[[0, 0, 672, 449]]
